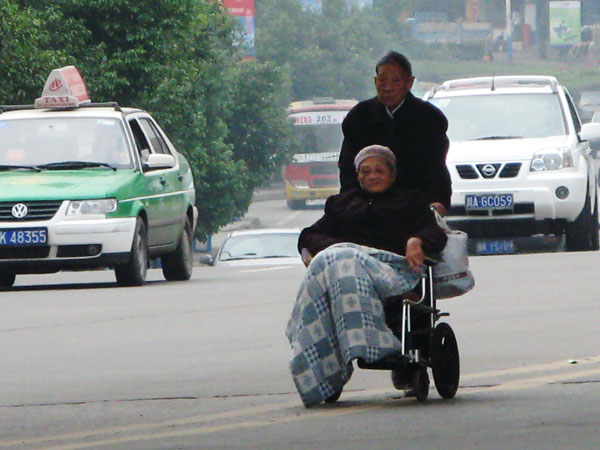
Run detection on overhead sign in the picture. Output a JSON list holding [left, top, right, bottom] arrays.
[[223, 0, 255, 60], [549, 1, 581, 46]]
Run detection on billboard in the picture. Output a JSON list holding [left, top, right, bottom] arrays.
[[223, 0, 256, 60], [549, 1, 581, 46]]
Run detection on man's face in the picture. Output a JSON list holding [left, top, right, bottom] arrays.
[[374, 63, 414, 109]]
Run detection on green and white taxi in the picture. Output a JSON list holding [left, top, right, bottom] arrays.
[[0, 66, 198, 288]]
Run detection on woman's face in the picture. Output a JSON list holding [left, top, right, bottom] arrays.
[[357, 157, 395, 193]]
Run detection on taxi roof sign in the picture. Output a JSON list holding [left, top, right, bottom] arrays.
[[34, 66, 91, 109]]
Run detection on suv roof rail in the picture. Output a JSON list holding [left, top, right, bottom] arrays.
[[438, 75, 559, 93]]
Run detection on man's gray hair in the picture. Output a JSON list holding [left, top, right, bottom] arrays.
[[375, 51, 413, 76]]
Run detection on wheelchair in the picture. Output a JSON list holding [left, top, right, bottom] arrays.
[[326, 259, 460, 403]]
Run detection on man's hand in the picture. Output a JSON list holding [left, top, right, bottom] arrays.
[[429, 202, 447, 216], [405, 237, 424, 272], [301, 248, 313, 267]]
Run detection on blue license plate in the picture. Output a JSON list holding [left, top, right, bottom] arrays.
[[0, 228, 48, 246], [475, 239, 515, 255], [465, 193, 513, 210]]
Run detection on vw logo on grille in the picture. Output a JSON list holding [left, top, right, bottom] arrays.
[[481, 164, 497, 177], [11, 203, 28, 219]]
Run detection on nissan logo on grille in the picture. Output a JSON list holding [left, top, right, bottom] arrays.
[[477, 163, 500, 178], [11, 203, 28, 219]]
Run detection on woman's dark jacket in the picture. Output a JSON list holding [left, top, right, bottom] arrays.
[[337, 93, 452, 209], [298, 185, 448, 257]]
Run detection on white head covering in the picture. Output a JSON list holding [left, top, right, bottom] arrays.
[[354, 144, 396, 170]]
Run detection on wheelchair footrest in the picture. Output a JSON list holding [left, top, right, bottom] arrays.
[[357, 355, 410, 371]]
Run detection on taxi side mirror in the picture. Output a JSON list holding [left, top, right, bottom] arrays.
[[143, 153, 175, 170]]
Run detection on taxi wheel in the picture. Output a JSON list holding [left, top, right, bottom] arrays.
[[115, 218, 148, 286], [0, 272, 16, 288], [161, 218, 193, 281]]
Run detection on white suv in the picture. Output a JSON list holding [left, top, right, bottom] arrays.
[[425, 75, 600, 252]]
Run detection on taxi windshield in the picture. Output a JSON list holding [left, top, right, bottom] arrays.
[[0, 117, 133, 168]]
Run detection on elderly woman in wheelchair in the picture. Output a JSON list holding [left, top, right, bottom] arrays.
[[286, 144, 459, 408]]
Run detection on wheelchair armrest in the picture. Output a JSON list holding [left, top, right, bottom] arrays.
[[424, 253, 441, 266]]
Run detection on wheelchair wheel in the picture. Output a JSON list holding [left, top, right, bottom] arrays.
[[431, 322, 460, 399], [411, 366, 430, 402], [324, 389, 342, 404], [391, 368, 408, 390]]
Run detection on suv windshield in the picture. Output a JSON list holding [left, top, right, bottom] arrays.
[[219, 233, 299, 260], [430, 93, 566, 141], [0, 117, 133, 168]]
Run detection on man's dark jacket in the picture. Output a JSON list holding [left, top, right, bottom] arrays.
[[338, 92, 452, 209], [298, 185, 447, 258]]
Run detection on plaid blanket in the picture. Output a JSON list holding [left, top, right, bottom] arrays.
[[285, 243, 423, 407]]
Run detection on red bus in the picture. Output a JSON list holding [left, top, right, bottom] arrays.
[[284, 98, 357, 209]]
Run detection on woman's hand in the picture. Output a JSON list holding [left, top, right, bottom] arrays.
[[301, 248, 313, 267], [405, 237, 424, 272]]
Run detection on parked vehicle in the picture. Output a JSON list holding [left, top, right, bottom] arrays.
[[578, 90, 600, 122], [0, 66, 197, 287], [209, 228, 301, 267], [283, 98, 357, 210], [424, 75, 600, 253]]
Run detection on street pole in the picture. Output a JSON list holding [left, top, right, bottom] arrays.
[[506, 0, 513, 61]]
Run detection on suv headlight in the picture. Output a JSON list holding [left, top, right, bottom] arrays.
[[66, 198, 118, 215], [530, 147, 574, 171]]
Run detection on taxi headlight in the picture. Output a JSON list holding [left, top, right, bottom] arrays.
[[66, 198, 118, 215], [530, 147, 574, 171], [291, 180, 310, 189]]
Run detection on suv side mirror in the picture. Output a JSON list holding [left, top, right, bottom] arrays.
[[579, 122, 600, 142], [143, 153, 175, 170]]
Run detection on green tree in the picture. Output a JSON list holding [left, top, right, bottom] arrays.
[[224, 60, 293, 189], [0, 1, 68, 104], [7, 0, 294, 240], [256, 0, 425, 102]]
